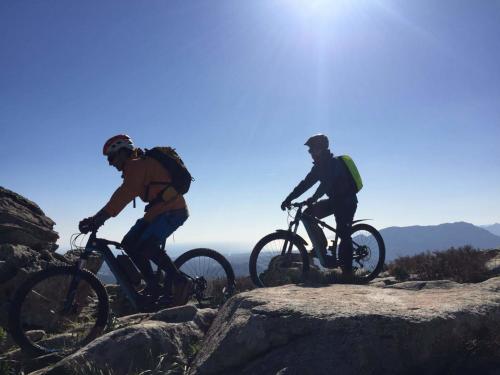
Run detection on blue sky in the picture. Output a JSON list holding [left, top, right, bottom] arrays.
[[1, 0, 499, 250]]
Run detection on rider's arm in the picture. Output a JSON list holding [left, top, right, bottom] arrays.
[[310, 182, 328, 202], [103, 161, 146, 217], [285, 166, 319, 202]]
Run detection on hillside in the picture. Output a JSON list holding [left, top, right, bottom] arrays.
[[380, 222, 500, 260], [482, 223, 500, 236]]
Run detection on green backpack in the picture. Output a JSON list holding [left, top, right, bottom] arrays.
[[338, 155, 363, 193]]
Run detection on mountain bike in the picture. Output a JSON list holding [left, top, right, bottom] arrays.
[[249, 201, 385, 287], [8, 229, 235, 357]]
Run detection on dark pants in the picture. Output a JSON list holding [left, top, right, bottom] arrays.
[[302, 197, 357, 270], [121, 209, 189, 288]]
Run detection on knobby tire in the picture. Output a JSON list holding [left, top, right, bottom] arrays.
[[8, 266, 109, 357]]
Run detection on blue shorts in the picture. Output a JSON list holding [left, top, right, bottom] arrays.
[[122, 208, 189, 249]]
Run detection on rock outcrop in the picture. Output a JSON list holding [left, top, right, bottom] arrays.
[[190, 277, 500, 375], [0, 187, 102, 330], [0, 187, 58, 250], [27, 305, 217, 375]]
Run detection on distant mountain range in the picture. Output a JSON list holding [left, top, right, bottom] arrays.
[[481, 223, 500, 236], [96, 222, 500, 282], [381, 222, 500, 260]]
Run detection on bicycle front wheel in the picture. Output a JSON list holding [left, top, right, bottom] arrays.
[[8, 266, 109, 357], [350, 223, 386, 283], [174, 248, 236, 307], [249, 232, 310, 288]]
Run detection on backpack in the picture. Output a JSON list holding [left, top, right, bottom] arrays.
[[145, 147, 193, 195], [338, 155, 363, 193]]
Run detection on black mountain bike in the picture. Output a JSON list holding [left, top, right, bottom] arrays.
[[249, 201, 385, 287], [8, 229, 235, 357]]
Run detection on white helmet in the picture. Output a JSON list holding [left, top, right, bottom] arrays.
[[102, 134, 134, 156]]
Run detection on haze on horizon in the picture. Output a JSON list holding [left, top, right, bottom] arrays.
[[1, 0, 499, 250]]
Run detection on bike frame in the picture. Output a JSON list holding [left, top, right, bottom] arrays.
[[282, 203, 367, 268], [73, 231, 142, 311]]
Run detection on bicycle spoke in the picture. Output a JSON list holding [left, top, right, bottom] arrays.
[[18, 273, 104, 353]]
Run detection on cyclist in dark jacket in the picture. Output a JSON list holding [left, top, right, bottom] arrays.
[[281, 134, 358, 276]]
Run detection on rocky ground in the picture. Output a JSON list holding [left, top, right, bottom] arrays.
[[0, 187, 102, 330], [191, 277, 500, 375], [1, 187, 499, 375]]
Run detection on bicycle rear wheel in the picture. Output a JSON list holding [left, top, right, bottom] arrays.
[[249, 232, 309, 288], [350, 223, 386, 283], [8, 266, 109, 357], [174, 248, 235, 307]]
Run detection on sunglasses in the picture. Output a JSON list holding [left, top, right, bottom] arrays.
[[107, 153, 118, 163]]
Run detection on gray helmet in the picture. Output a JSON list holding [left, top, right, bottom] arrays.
[[304, 134, 329, 150]]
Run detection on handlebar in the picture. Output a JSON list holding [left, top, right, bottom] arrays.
[[80, 229, 123, 249], [291, 201, 308, 208]]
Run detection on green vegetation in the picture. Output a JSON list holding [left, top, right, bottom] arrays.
[[387, 246, 496, 283], [234, 276, 256, 292], [0, 328, 11, 375], [77, 342, 202, 375]]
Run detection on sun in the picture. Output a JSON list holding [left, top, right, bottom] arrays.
[[287, 0, 349, 18]]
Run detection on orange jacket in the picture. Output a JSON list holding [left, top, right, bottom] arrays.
[[103, 157, 187, 222]]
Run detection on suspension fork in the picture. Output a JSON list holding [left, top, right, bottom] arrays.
[[281, 210, 302, 255], [61, 258, 86, 313]]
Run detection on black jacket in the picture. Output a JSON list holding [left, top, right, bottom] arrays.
[[287, 152, 357, 203]]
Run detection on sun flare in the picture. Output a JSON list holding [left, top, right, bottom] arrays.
[[287, 0, 349, 18]]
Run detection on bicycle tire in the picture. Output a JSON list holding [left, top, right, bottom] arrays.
[[8, 266, 109, 357], [174, 248, 236, 306], [249, 232, 310, 288], [350, 223, 386, 283]]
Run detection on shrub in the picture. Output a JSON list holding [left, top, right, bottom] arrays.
[[234, 276, 256, 292], [387, 246, 494, 283]]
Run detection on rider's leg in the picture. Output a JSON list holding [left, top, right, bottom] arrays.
[[122, 219, 158, 295], [139, 209, 191, 305], [334, 197, 358, 275], [302, 199, 335, 264]]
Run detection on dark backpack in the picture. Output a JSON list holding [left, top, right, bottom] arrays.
[[145, 147, 193, 195]]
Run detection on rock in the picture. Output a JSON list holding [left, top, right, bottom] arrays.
[[369, 276, 398, 287], [149, 304, 199, 323], [0, 187, 103, 331], [0, 187, 58, 250], [104, 284, 136, 318], [29, 306, 218, 375], [485, 249, 500, 277], [190, 277, 500, 375], [384, 279, 462, 290], [259, 254, 305, 286]]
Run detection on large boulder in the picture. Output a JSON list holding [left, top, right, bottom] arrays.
[[190, 278, 500, 375], [0, 187, 102, 330], [0, 187, 58, 250], [27, 305, 217, 375]]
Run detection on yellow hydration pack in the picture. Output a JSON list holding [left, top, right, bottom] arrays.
[[338, 155, 363, 193]]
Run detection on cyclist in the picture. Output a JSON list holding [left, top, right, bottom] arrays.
[[280, 134, 358, 278], [79, 134, 192, 306]]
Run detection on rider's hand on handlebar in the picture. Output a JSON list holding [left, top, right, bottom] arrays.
[[78, 217, 94, 234], [305, 197, 316, 207], [280, 198, 292, 211], [79, 210, 110, 234]]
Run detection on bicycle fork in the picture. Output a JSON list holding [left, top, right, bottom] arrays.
[[61, 260, 86, 315], [281, 219, 300, 256]]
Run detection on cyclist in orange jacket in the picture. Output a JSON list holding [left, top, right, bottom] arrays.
[[281, 134, 358, 276], [79, 134, 191, 305]]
